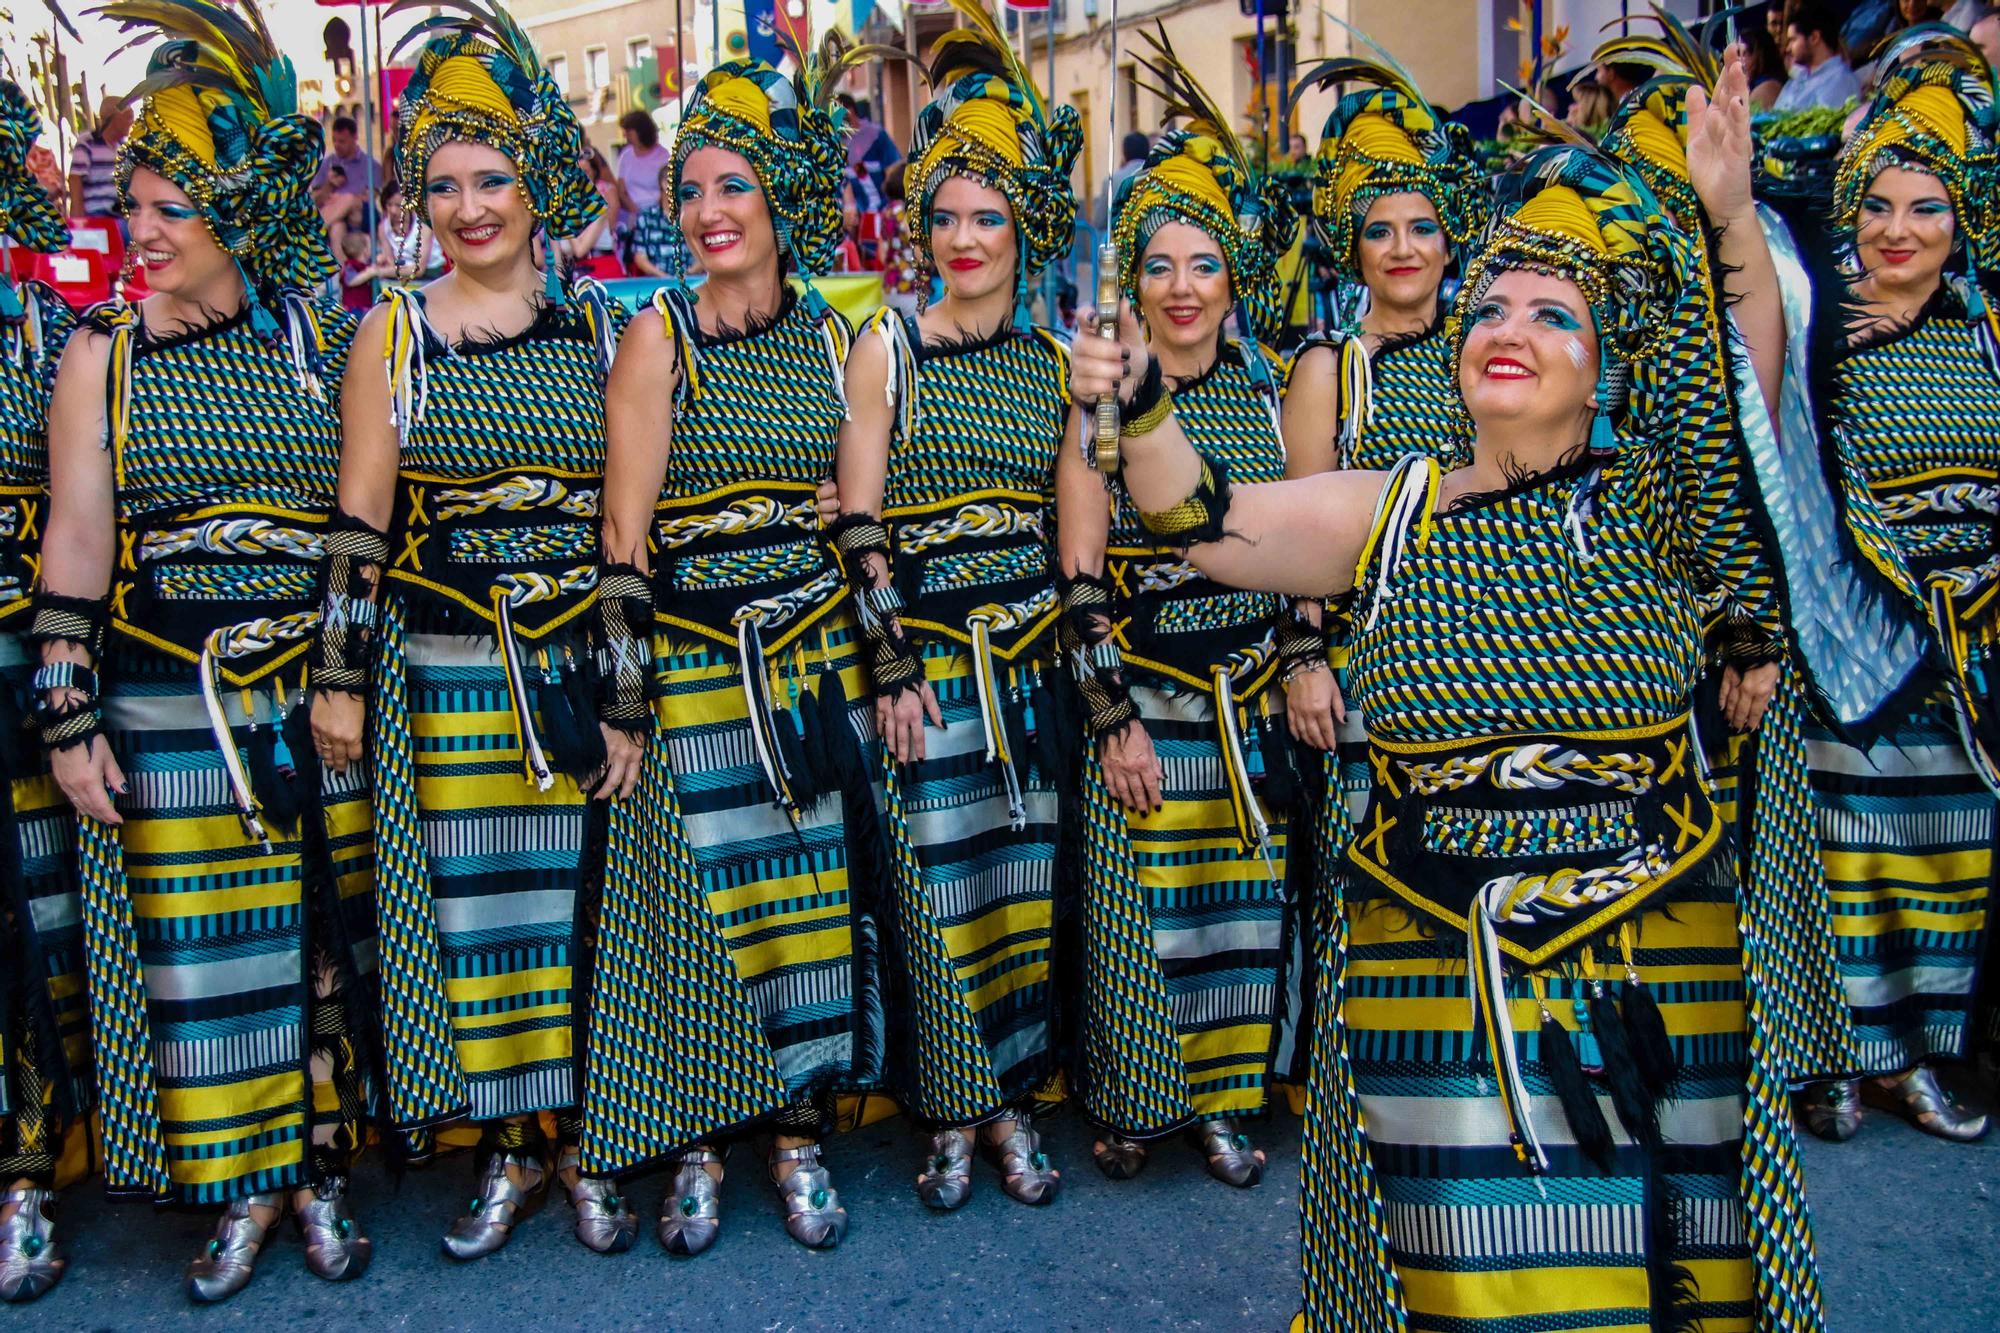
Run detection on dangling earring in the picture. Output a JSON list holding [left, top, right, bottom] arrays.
[[1012, 233, 1033, 333], [1589, 358, 1627, 454]]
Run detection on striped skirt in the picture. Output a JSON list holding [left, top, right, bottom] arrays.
[[880, 639, 1059, 1126], [391, 627, 595, 1125], [0, 631, 91, 1182], [1077, 681, 1290, 1138], [578, 620, 881, 1175], [1338, 871, 1759, 1332], [1805, 682, 1995, 1075], [80, 648, 373, 1203]]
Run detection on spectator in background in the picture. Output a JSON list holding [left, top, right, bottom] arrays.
[[839, 93, 902, 186], [1567, 77, 1615, 130], [1743, 24, 1789, 108], [1972, 6, 2000, 65], [27, 138, 64, 210], [336, 232, 376, 313], [1594, 59, 1651, 102], [1857, 1, 1947, 82], [614, 110, 670, 230], [566, 147, 620, 267], [834, 202, 863, 272], [68, 95, 128, 218], [1775, 0, 1862, 109], [313, 115, 380, 261], [628, 162, 679, 278], [376, 180, 444, 280], [1288, 131, 1309, 161], [1099, 129, 1150, 229]]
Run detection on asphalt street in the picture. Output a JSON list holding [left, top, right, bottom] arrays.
[[11, 1097, 1994, 1331]]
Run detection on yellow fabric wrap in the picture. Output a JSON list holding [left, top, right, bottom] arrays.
[[403, 54, 522, 152], [703, 74, 776, 134], [915, 95, 1028, 190], [1330, 113, 1427, 218], [1145, 145, 1236, 225], [1854, 83, 1971, 165], [1511, 186, 1611, 258], [139, 86, 221, 170], [1622, 110, 1690, 187]]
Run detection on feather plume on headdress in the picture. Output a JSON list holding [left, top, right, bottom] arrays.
[[903, 0, 1082, 323], [95, 0, 333, 300], [1114, 24, 1299, 342], [1291, 23, 1483, 286]]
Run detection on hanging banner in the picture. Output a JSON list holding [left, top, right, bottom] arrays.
[[747, 0, 811, 65]]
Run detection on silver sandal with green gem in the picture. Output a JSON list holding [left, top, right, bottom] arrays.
[[769, 1142, 846, 1249], [0, 1188, 64, 1303], [916, 1128, 974, 1211], [441, 1151, 548, 1261], [186, 1191, 283, 1303], [658, 1148, 724, 1257], [556, 1149, 637, 1254], [983, 1120, 1060, 1205], [296, 1176, 372, 1281], [1195, 1118, 1265, 1188]]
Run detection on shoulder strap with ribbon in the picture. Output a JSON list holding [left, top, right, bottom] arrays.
[[1352, 453, 1438, 631]]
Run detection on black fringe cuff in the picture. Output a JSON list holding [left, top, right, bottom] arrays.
[[308, 511, 389, 698]]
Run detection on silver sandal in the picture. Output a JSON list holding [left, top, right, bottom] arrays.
[[658, 1148, 724, 1257], [556, 1149, 637, 1255], [296, 1175, 372, 1281], [441, 1151, 548, 1261], [983, 1119, 1060, 1206], [186, 1191, 283, 1303], [1800, 1079, 1863, 1142], [916, 1128, 974, 1211], [1195, 1119, 1265, 1188], [1871, 1066, 1990, 1143], [769, 1142, 846, 1249], [0, 1188, 64, 1303], [1091, 1131, 1148, 1181]]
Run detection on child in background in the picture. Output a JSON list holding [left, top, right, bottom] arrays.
[[338, 232, 376, 312]]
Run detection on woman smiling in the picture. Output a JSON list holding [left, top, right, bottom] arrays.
[[306, 1, 638, 1262], [828, 3, 1077, 1213], [1783, 27, 2000, 1146], [586, 42, 884, 1256], [1055, 32, 1302, 1190], [1071, 125, 1824, 1331], [33, 1, 375, 1301]]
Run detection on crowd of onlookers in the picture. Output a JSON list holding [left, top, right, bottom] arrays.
[[14, 0, 2000, 317]]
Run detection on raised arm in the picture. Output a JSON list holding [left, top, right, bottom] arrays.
[[1688, 50, 1784, 420], [1074, 303, 1388, 600], [37, 327, 125, 824]]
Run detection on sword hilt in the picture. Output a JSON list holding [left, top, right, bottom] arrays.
[[1092, 239, 1121, 474]]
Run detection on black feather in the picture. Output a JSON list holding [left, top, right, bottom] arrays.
[[797, 683, 832, 793], [535, 658, 605, 784], [1257, 711, 1296, 817], [1588, 984, 1661, 1149], [773, 706, 817, 810], [1005, 687, 1032, 793], [1030, 678, 1062, 784], [1541, 1010, 1616, 1173], [1620, 978, 1680, 1100], [247, 712, 303, 838]]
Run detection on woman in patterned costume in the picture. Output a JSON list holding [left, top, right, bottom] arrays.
[[1055, 31, 1303, 1189], [0, 74, 88, 1306], [582, 41, 882, 1255], [1074, 115, 1829, 1331], [827, 1, 1073, 1211], [1270, 54, 1487, 1025], [1780, 26, 2000, 1145], [306, 1, 639, 1260], [32, 1, 375, 1302]]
